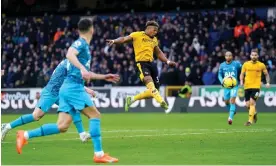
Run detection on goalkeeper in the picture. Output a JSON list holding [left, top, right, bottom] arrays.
[[218, 51, 242, 125]]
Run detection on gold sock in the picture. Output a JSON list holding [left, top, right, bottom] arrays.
[[248, 105, 256, 123], [133, 89, 152, 102], [146, 82, 164, 104]]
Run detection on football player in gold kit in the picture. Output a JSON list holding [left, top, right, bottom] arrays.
[[107, 21, 176, 111], [240, 49, 270, 126]]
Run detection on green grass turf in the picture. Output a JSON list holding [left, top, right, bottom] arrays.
[[1, 112, 276, 165]]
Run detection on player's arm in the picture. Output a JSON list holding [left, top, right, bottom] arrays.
[[106, 35, 133, 45], [154, 46, 176, 67], [239, 64, 246, 86], [66, 47, 90, 80], [89, 72, 120, 83], [262, 64, 270, 88], [236, 61, 242, 81], [84, 86, 96, 97], [218, 65, 224, 84]]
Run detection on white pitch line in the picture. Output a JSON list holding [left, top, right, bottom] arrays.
[[2, 129, 274, 144], [4, 165, 275, 166], [4, 128, 275, 135], [99, 128, 275, 133]]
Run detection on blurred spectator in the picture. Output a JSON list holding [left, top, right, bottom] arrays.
[[1, 8, 276, 88], [54, 28, 64, 42], [202, 66, 216, 85], [270, 65, 276, 84]]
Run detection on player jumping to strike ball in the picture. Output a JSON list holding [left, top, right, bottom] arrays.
[[107, 21, 176, 112], [218, 51, 242, 125], [240, 49, 270, 126]]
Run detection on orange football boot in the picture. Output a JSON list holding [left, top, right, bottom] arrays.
[[93, 153, 119, 163], [16, 130, 28, 154]]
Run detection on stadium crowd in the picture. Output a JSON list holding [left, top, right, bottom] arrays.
[[1, 8, 276, 88]]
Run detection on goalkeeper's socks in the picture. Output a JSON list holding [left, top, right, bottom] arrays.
[[89, 118, 103, 156], [133, 89, 151, 102], [146, 82, 163, 104], [229, 104, 236, 120], [10, 114, 35, 129], [248, 105, 256, 123], [25, 123, 60, 139]]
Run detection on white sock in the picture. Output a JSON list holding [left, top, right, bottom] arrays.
[[94, 151, 104, 157], [24, 131, 29, 140], [6, 123, 12, 129]]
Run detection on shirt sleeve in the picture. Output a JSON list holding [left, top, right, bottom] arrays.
[[154, 37, 159, 47], [70, 40, 83, 54], [237, 61, 242, 70], [262, 63, 268, 74], [129, 32, 140, 41], [241, 63, 246, 74], [218, 64, 224, 84]]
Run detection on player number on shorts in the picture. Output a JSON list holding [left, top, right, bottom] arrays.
[[230, 89, 236, 96], [156, 77, 160, 83]]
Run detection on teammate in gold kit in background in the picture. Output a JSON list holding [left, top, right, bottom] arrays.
[[240, 49, 270, 126], [107, 21, 176, 111]]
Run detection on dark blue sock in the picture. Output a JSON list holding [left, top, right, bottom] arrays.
[[10, 114, 35, 129], [74, 120, 85, 134], [229, 104, 236, 119], [28, 123, 60, 139], [89, 118, 103, 152], [71, 111, 84, 134], [226, 104, 230, 111]]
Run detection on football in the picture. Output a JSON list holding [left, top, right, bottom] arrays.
[[223, 76, 237, 89]]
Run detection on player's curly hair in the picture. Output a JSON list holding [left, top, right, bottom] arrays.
[[145, 20, 159, 28]]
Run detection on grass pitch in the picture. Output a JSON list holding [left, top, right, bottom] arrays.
[[1, 112, 276, 165]]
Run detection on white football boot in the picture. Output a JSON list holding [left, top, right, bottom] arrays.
[[79, 132, 91, 142], [1, 123, 11, 141]]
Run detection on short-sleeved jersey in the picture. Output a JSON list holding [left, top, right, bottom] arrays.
[[241, 61, 267, 89], [218, 60, 242, 84], [129, 31, 158, 62], [44, 59, 68, 96], [65, 38, 91, 84]]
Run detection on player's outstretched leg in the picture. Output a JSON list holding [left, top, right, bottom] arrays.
[[223, 89, 232, 125], [2, 108, 45, 141], [253, 112, 258, 123], [146, 82, 168, 110], [224, 100, 232, 125], [71, 110, 91, 141], [125, 89, 152, 112], [82, 106, 118, 163], [16, 112, 72, 154]]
